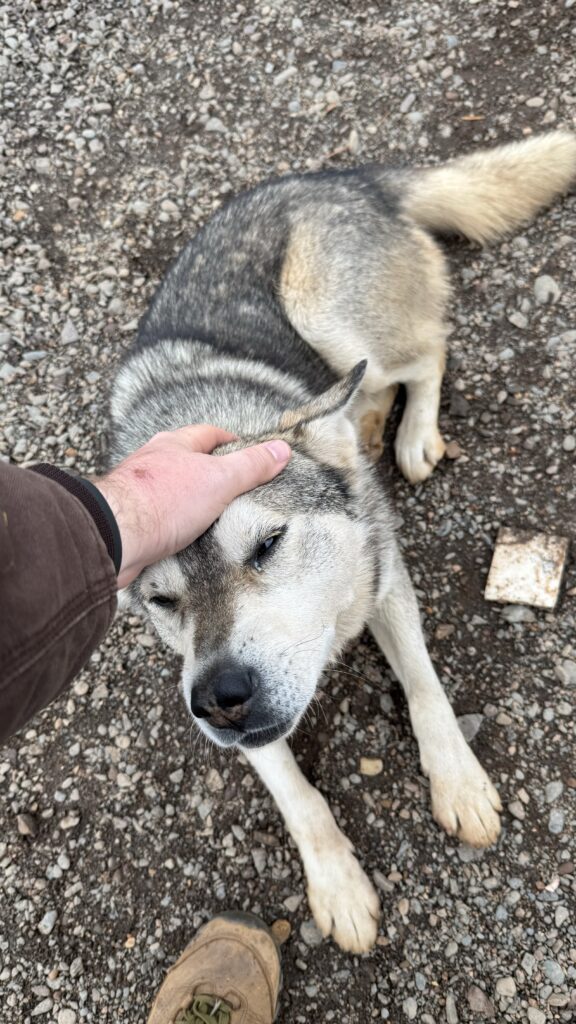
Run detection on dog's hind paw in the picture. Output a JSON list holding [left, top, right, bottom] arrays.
[[306, 844, 380, 953], [395, 424, 446, 484], [428, 747, 502, 848]]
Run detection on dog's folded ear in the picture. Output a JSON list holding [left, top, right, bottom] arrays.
[[278, 360, 367, 432], [277, 360, 367, 471]]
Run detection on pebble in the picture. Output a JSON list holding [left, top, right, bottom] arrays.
[[543, 959, 565, 985], [457, 713, 483, 742], [403, 997, 418, 1019], [563, 434, 576, 452], [359, 756, 383, 776], [501, 605, 536, 623], [554, 659, 576, 685], [545, 780, 563, 802], [467, 985, 495, 1017], [495, 976, 516, 998], [299, 919, 323, 946], [507, 311, 527, 329], [548, 808, 565, 834], [37, 911, 57, 936], [445, 992, 459, 1024], [527, 1010, 546, 1024], [534, 274, 561, 304], [251, 849, 266, 875], [508, 800, 525, 821], [60, 319, 79, 345], [31, 998, 53, 1016], [555, 905, 569, 927], [16, 812, 38, 836], [57, 1012, 77, 1024], [271, 919, 291, 944]]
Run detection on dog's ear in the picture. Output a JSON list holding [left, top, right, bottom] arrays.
[[278, 360, 366, 470], [278, 360, 366, 432]]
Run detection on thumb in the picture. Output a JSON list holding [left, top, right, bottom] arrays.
[[217, 440, 292, 501]]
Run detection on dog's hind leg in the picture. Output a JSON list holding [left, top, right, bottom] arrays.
[[280, 211, 452, 483], [244, 738, 380, 953], [368, 547, 502, 847]]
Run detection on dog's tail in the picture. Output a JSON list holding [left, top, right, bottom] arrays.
[[401, 131, 576, 245]]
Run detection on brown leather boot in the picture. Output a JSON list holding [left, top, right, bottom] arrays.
[[146, 912, 282, 1024]]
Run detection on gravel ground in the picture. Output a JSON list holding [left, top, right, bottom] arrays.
[[1, 1, 575, 1022]]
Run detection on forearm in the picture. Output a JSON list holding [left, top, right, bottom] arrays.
[[0, 462, 117, 744]]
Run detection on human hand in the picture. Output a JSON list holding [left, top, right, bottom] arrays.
[[93, 425, 291, 588]]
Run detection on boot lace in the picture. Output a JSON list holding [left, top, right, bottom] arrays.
[[175, 995, 233, 1024]]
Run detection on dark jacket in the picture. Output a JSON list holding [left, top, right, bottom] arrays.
[[0, 462, 118, 743]]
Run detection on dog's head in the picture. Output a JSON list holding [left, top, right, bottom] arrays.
[[124, 361, 381, 749]]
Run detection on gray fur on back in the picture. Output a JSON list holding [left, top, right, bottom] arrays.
[[109, 166, 403, 461]]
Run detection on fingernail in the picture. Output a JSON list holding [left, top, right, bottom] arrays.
[[264, 440, 291, 463]]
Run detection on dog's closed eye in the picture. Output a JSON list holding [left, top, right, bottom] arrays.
[[148, 594, 177, 610], [250, 528, 286, 572]]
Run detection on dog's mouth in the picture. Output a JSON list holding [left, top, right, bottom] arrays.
[[196, 717, 295, 749]]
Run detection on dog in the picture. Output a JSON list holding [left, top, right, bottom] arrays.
[[110, 131, 576, 953]]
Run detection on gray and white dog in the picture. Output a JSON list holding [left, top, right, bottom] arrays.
[[111, 132, 576, 952]]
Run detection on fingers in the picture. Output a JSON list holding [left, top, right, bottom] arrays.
[[157, 423, 238, 454], [217, 440, 292, 502]]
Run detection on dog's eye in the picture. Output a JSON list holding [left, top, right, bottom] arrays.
[[251, 530, 284, 572], [149, 595, 177, 609]]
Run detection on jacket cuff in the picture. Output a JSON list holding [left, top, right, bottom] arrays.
[[30, 465, 123, 574]]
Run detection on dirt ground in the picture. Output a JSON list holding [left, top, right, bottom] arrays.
[[1, 1, 575, 1022]]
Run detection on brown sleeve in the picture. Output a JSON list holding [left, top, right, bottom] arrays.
[[0, 462, 117, 744]]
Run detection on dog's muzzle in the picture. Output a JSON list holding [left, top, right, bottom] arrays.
[[189, 658, 292, 747]]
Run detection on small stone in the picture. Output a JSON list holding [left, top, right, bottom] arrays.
[[271, 919, 291, 944], [251, 848, 266, 875], [446, 992, 459, 1024], [508, 800, 525, 821], [495, 976, 516, 998], [457, 714, 483, 742], [445, 440, 463, 459], [563, 435, 576, 452], [545, 780, 563, 802], [359, 757, 383, 776], [60, 319, 79, 345], [501, 605, 536, 623], [206, 768, 224, 792], [543, 959, 565, 985], [403, 996, 418, 1019], [527, 1010, 546, 1024], [17, 812, 38, 836], [499, 345, 516, 359], [507, 311, 527, 329], [204, 117, 226, 133], [300, 919, 323, 946], [57, 1012, 77, 1024], [31, 998, 53, 1016], [284, 894, 303, 912], [548, 808, 564, 834], [534, 274, 560, 304], [38, 910, 57, 936], [554, 659, 576, 686], [467, 985, 495, 1017], [555, 905, 569, 927], [347, 128, 361, 155]]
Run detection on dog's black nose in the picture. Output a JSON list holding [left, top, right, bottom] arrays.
[[191, 662, 258, 729]]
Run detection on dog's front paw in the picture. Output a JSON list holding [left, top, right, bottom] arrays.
[[306, 843, 380, 953], [428, 744, 502, 847]]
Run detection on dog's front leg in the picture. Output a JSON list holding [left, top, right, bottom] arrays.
[[369, 548, 502, 847], [244, 738, 380, 953]]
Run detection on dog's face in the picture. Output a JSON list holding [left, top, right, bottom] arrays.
[[124, 363, 379, 748]]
